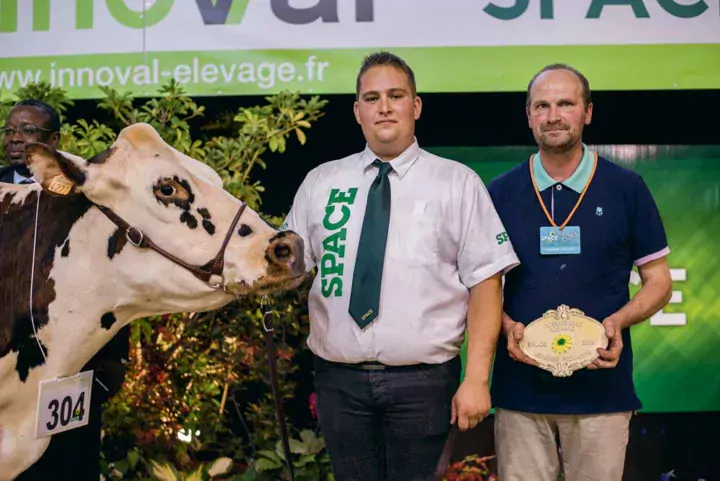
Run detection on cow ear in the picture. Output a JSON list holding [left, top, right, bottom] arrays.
[[117, 122, 168, 153], [25, 143, 87, 196]]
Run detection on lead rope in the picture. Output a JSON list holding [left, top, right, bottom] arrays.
[[434, 424, 458, 480], [261, 294, 295, 480], [29, 190, 48, 364]]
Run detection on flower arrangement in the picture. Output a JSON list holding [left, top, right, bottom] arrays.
[[444, 454, 498, 481]]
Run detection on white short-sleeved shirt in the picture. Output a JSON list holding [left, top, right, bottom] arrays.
[[283, 140, 520, 365]]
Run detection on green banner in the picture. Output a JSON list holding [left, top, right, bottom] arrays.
[[1, 45, 719, 100], [429, 145, 720, 413]]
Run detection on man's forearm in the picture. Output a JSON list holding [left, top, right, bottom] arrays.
[[614, 278, 672, 330], [464, 273, 503, 384], [613, 260, 672, 330]]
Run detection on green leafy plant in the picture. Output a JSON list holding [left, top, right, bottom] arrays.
[[59, 119, 116, 158], [2, 81, 329, 479], [249, 429, 333, 481]]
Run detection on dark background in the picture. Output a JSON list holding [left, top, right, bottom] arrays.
[[68, 87, 720, 481], [65, 88, 720, 219]]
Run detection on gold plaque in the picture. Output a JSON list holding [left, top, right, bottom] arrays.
[[519, 305, 608, 377]]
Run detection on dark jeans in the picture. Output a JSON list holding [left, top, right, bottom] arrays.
[[313, 354, 461, 481]]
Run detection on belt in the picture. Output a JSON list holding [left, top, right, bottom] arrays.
[[345, 362, 388, 371], [319, 357, 436, 371]]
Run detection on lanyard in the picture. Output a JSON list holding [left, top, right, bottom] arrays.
[[529, 151, 597, 230]]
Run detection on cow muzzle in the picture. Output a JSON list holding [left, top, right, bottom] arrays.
[[223, 230, 307, 296], [246, 230, 306, 294], [266, 231, 306, 279]]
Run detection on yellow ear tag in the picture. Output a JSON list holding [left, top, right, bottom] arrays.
[[47, 175, 74, 196]]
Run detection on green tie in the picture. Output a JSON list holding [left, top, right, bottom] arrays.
[[349, 159, 393, 329]]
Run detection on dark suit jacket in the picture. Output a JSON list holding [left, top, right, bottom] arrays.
[[4, 165, 131, 480], [0, 165, 16, 183]]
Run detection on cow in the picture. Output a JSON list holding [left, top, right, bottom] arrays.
[[0, 122, 306, 480]]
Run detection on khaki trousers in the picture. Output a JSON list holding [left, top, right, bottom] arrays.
[[494, 408, 632, 481]]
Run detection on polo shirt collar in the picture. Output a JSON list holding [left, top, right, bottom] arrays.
[[361, 139, 420, 180], [533, 143, 595, 193]]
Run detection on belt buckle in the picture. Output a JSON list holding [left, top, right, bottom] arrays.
[[358, 363, 385, 371]]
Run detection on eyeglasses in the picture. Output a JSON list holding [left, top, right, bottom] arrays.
[[1, 124, 53, 137]]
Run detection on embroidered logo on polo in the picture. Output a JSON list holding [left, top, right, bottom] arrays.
[[320, 187, 358, 298], [596, 207, 603, 216]]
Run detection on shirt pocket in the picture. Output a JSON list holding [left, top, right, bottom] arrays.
[[387, 200, 442, 266]]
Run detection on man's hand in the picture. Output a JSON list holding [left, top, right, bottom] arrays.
[[588, 316, 624, 369], [503, 314, 538, 366], [450, 380, 491, 431]]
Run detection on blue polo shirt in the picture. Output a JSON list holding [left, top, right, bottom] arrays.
[[487, 145, 669, 414]]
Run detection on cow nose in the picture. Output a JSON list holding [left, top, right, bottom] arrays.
[[266, 231, 305, 276], [274, 242, 291, 260]]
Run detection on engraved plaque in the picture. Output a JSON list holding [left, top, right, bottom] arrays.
[[519, 305, 608, 377]]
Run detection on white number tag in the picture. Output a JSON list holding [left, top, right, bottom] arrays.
[[35, 370, 93, 438]]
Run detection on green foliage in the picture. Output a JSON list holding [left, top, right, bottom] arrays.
[[0, 81, 74, 124], [206, 92, 326, 210], [96, 81, 207, 160], [3, 81, 328, 479], [59, 119, 116, 158], [127, 429, 333, 481], [249, 429, 333, 481]]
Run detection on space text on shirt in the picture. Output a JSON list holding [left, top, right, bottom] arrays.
[[321, 188, 358, 298]]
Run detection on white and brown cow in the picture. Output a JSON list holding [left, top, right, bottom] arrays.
[[0, 122, 305, 479]]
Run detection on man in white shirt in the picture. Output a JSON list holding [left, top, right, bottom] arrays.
[[283, 52, 519, 480]]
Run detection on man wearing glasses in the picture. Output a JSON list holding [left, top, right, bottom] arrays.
[[0, 99, 60, 183], [1, 98, 130, 480]]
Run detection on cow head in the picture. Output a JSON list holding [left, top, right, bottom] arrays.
[[23, 123, 306, 312]]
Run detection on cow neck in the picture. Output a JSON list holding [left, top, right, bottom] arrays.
[[0, 188, 92, 361]]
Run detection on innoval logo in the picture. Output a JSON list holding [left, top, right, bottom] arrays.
[[191, 0, 375, 26], [0, 0, 374, 33], [190, 0, 251, 25]]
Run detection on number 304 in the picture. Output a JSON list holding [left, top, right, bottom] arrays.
[[46, 392, 86, 430]]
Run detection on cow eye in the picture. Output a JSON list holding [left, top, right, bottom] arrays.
[[153, 178, 192, 207], [153, 179, 187, 201]]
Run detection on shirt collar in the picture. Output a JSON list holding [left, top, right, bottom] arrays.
[[13, 169, 34, 184], [532, 143, 596, 193], [361, 138, 420, 180]]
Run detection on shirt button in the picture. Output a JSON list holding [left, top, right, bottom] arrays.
[[556, 184, 562, 191]]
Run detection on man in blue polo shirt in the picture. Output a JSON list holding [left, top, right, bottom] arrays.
[[487, 64, 673, 481]]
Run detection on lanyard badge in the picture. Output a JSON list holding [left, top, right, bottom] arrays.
[[530, 152, 597, 255]]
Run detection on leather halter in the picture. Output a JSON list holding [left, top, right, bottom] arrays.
[[96, 202, 247, 290]]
